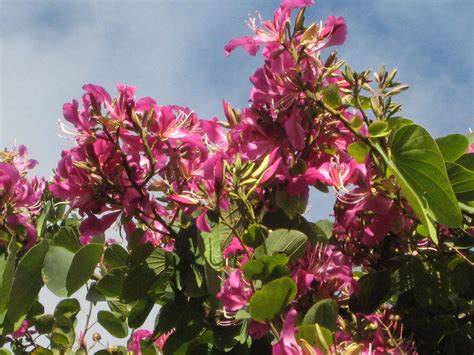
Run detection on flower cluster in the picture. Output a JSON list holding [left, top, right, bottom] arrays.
[[0, 145, 44, 249], [50, 83, 227, 245]]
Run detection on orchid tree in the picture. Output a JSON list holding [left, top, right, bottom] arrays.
[[1, 1, 473, 354]]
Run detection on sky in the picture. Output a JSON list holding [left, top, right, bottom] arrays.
[[1, 0, 473, 349]]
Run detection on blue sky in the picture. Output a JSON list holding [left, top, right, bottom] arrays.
[[1, 0, 473, 348]]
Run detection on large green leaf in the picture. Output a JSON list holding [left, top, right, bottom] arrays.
[[42, 245, 74, 297], [96, 268, 126, 298], [456, 153, 474, 171], [97, 310, 128, 338], [302, 299, 338, 330], [0, 239, 18, 315], [66, 243, 103, 296], [121, 265, 156, 302], [265, 229, 307, 262], [3, 241, 49, 334], [446, 162, 474, 201], [349, 270, 392, 314], [389, 124, 462, 228], [128, 297, 155, 329], [146, 248, 173, 276], [243, 255, 289, 282], [249, 277, 296, 322], [53, 227, 81, 252], [242, 224, 268, 248], [262, 209, 319, 244], [347, 141, 370, 163], [375, 144, 438, 243], [104, 244, 128, 268], [296, 324, 333, 351], [201, 225, 225, 271], [436, 134, 469, 162], [54, 298, 80, 318]]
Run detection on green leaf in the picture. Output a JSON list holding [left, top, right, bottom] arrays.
[[347, 141, 370, 163], [302, 299, 338, 331], [322, 84, 342, 109], [389, 124, 462, 228], [128, 243, 154, 267], [275, 188, 307, 219], [456, 153, 474, 171], [314, 220, 333, 240], [349, 270, 391, 314], [128, 298, 155, 329], [50, 327, 74, 347], [374, 144, 438, 243], [53, 227, 81, 252], [242, 224, 268, 248], [42, 245, 74, 297], [243, 255, 289, 282], [3, 241, 49, 334], [33, 314, 54, 334], [121, 265, 156, 303], [0, 239, 18, 315], [265, 229, 307, 262], [54, 298, 80, 318], [66, 243, 103, 296], [201, 225, 224, 271], [95, 268, 126, 298], [97, 310, 128, 338], [36, 201, 52, 238], [104, 244, 128, 268], [387, 117, 414, 131], [348, 95, 371, 110], [249, 277, 297, 322], [296, 324, 333, 351], [86, 282, 106, 304], [368, 121, 389, 138], [262, 209, 319, 244], [446, 162, 474, 201], [146, 248, 173, 276], [436, 134, 469, 162]]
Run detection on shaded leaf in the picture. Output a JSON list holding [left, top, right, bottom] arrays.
[[42, 245, 74, 297], [66, 243, 103, 296], [97, 310, 128, 338], [3, 241, 49, 334], [265, 229, 307, 262], [302, 299, 338, 330], [249, 277, 296, 321], [436, 134, 469, 162]]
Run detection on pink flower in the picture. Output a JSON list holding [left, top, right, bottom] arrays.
[[284, 117, 306, 151], [217, 269, 253, 313], [128, 328, 174, 354], [291, 243, 356, 297], [128, 329, 152, 354], [306, 16, 347, 53], [10, 320, 30, 338], [272, 308, 302, 355], [224, 0, 314, 57], [79, 211, 120, 244], [223, 237, 250, 260]]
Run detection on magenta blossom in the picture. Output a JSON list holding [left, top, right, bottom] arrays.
[[291, 243, 356, 297], [272, 308, 302, 355], [224, 0, 314, 58], [128, 328, 174, 354], [217, 269, 253, 313]]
